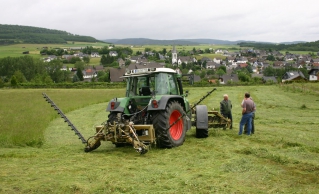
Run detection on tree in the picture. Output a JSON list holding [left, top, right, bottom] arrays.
[[263, 66, 275, 76], [299, 67, 309, 79], [200, 71, 206, 79], [202, 61, 207, 69], [13, 70, 27, 83], [125, 60, 131, 66], [45, 60, 64, 83], [207, 69, 215, 75], [83, 56, 90, 63], [97, 71, 109, 82], [109, 61, 119, 67], [100, 55, 107, 66], [216, 69, 226, 77], [106, 55, 114, 64], [218, 65, 226, 73], [162, 48, 167, 55], [61, 70, 72, 82], [238, 72, 250, 82], [70, 56, 81, 64], [10, 75, 18, 87], [246, 65, 253, 73], [74, 61, 86, 70], [266, 55, 276, 61], [44, 75, 53, 84], [72, 74, 80, 82], [144, 48, 152, 52], [76, 68, 84, 81], [181, 62, 186, 69]]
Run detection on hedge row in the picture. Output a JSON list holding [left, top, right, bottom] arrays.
[[2, 80, 315, 89], [1, 82, 126, 89]]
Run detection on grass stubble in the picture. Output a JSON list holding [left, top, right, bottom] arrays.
[[0, 85, 319, 193]]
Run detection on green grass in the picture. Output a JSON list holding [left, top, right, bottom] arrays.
[[197, 53, 227, 60], [0, 42, 110, 59], [0, 89, 125, 147], [1, 85, 319, 193], [121, 44, 242, 54]]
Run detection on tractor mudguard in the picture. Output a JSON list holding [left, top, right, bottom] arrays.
[[106, 99, 124, 112], [147, 95, 185, 111], [195, 105, 208, 129]]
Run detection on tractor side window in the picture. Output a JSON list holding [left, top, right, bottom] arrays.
[[168, 74, 178, 95], [137, 76, 153, 96], [155, 73, 169, 95], [137, 77, 147, 89], [128, 77, 138, 97], [149, 76, 155, 91]]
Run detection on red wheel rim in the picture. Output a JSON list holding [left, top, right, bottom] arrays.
[[169, 110, 183, 140]]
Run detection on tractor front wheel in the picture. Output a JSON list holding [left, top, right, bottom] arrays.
[[152, 101, 186, 148]]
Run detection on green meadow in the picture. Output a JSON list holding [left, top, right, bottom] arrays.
[[1, 84, 319, 193], [0, 42, 110, 59]]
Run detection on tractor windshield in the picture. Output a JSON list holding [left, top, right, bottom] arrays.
[[126, 72, 178, 97]]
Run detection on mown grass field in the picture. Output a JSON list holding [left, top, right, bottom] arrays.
[[1, 84, 319, 194]]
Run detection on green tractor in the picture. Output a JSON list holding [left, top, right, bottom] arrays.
[[43, 67, 230, 154]]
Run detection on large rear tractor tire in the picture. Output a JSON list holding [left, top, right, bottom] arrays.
[[152, 101, 186, 148]]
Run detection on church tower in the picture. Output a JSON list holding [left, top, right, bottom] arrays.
[[172, 45, 177, 65]]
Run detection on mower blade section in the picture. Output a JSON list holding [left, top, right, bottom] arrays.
[[42, 93, 87, 144]]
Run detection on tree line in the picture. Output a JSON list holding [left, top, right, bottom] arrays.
[[0, 55, 111, 87], [0, 24, 100, 44], [238, 41, 319, 52]]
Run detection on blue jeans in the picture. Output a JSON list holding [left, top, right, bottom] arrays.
[[239, 112, 253, 135]]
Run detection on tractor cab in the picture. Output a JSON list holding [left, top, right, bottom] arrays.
[[120, 68, 183, 117], [123, 68, 180, 98]]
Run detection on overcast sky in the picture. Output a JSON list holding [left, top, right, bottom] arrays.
[[1, 0, 319, 43]]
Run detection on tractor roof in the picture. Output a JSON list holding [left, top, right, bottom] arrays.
[[122, 67, 177, 77]]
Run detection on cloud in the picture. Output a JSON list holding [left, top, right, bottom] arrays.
[[1, 0, 319, 42]]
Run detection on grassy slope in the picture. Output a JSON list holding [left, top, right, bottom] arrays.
[[0, 85, 319, 193], [0, 42, 110, 59], [124, 44, 241, 54]]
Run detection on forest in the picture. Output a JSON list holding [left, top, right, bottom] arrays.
[[0, 24, 100, 44], [238, 41, 319, 52]]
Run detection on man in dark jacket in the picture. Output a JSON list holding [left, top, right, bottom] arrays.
[[220, 94, 233, 129]]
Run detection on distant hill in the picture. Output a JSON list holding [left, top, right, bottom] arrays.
[[238, 41, 319, 52], [103, 38, 306, 45], [104, 38, 201, 45], [178, 39, 245, 45], [0, 24, 100, 44]]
